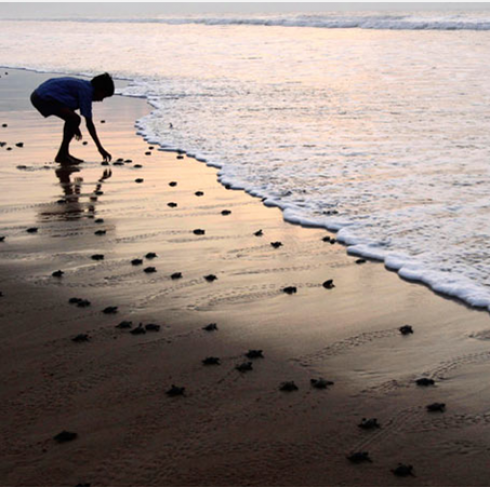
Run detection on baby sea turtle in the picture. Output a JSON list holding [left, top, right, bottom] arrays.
[[322, 236, 331, 242], [358, 418, 380, 430], [52, 270, 64, 278], [166, 384, 185, 397], [145, 323, 160, 332], [131, 258, 143, 266], [149, 146, 154, 150], [53, 430, 78, 443], [169, 181, 177, 187], [82, 141, 88, 146], [399, 325, 414, 335], [15, 142, 24, 148], [0, 142, 5, 148], [426, 402, 446, 412], [167, 202, 178, 208], [90, 196, 98, 202], [202, 356, 221, 366], [391, 464, 414, 477], [0, 236, 5, 242], [144, 267, 157, 273], [135, 178, 144, 183], [330, 239, 337, 244], [72, 334, 90, 343], [125, 159, 132, 163], [26, 227, 38, 233], [101, 120, 106, 124], [113, 162, 124, 166], [95, 190, 103, 196], [69, 297, 82, 305], [204, 274, 217, 282], [203, 323, 218, 331], [134, 164, 143, 168], [95, 218, 104, 224], [102, 306, 118, 314], [145, 252, 158, 259], [171, 272, 182, 280], [310, 378, 334, 389], [145, 151, 151, 156], [270, 241, 283, 249], [195, 191, 204, 196], [116, 321, 132, 329], [347, 451, 372, 464], [221, 210, 232, 216], [279, 381, 298, 392], [177, 154, 184, 160], [94, 230, 106, 236], [416, 378, 435, 386], [101, 161, 109, 166], [322, 279, 335, 289], [77, 299, 91, 308], [355, 258, 366, 264], [91, 254, 104, 261], [283, 286, 297, 295], [245, 349, 264, 359], [6, 147, 12, 151], [254, 230, 263, 237], [2, 123, 7, 128], [130, 324, 146, 335], [193, 229, 205, 235], [236, 362, 253, 372]]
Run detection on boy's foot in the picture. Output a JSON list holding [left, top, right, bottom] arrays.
[[55, 154, 84, 164]]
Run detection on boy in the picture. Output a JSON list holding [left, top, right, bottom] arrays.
[[31, 73, 114, 164]]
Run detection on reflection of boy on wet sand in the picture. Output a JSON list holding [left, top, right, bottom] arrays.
[[30, 73, 114, 164]]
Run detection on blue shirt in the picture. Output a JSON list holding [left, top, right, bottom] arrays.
[[36, 77, 94, 119]]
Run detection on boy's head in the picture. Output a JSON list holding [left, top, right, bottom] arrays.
[[91, 73, 115, 101]]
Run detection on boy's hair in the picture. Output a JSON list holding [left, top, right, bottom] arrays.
[[91, 73, 115, 97]]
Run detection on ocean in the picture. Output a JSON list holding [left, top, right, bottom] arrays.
[[2, 10, 490, 309]]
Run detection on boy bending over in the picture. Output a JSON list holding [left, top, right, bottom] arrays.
[[31, 73, 114, 164]]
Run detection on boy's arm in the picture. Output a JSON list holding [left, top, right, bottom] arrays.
[[85, 117, 112, 162]]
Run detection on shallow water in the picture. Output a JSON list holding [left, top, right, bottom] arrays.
[[2, 11, 490, 309]]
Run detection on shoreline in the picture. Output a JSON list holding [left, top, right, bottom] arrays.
[[2, 68, 490, 486]]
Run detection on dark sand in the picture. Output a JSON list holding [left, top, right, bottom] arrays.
[[2, 69, 490, 486]]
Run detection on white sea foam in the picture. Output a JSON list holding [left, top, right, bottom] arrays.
[[1, 15, 490, 311]]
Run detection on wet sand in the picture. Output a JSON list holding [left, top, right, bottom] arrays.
[[2, 69, 490, 486]]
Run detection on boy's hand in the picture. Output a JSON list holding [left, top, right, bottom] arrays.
[[99, 148, 112, 162]]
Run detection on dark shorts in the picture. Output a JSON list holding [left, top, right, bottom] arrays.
[[30, 90, 66, 118]]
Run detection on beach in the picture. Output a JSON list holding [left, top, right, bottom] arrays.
[[2, 69, 490, 486]]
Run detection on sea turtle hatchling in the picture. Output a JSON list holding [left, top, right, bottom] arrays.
[[168, 202, 178, 208], [166, 384, 185, 396], [399, 325, 414, 335], [203, 323, 218, 331], [145, 323, 161, 332], [91, 254, 104, 261], [52, 270, 64, 278], [145, 252, 158, 259], [416, 378, 435, 387], [94, 230, 106, 236], [76, 299, 91, 308], [358, 418, 380, 430], [347, 451, 372, 464], [322, 279, 335, 289], [235, 362, 253, 372], [95, 218, 104, 224], [282, 286, 297, 295], [391, 464, 414, 477], [204, 274, 217, 282], [69, 297, 82, 305], [270, 241, 283, 249], [26, 227, 38, 233], [102, 306, 118, 314], [0, 236, 5, 242], [144, 267, 157, 273], [202, 356, 221, 366], [310, 378, 334, 389], [221, 210, 232, 216], [193, 229, 205, 236], [195, 191, 204, 196], [116, 321, 132, 329], [171, 272, 183, 280], [245, 350, 264, 359], [53, 430, 78, 443], [254, 230, 263, 237], [72, 334, 90, 343], [131, 258, 143, 266], [426, 402, 446, 412], [169, 181, 177, 187], [279, 381, 298, 392], [130, 324, 146, 335]]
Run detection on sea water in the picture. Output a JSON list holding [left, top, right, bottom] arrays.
[[2, 11, 490, 309]]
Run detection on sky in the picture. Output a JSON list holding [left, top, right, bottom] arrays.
[[1, 2, 490, 19]]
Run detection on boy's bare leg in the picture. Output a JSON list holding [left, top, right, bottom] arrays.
[[54, 108, 84, 164]]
